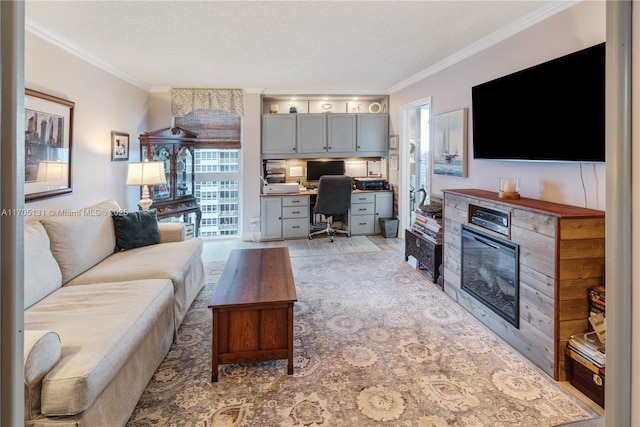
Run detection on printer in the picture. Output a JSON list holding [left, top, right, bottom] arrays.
[[354, 178, 389, 191]]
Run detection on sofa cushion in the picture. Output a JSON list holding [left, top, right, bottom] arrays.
[[112, 210, 160, 251], [65, 238, 205, 330], [41, 200, 120, 284], [23, 330, 62, 420], [24, 279, 174, 416], [24, 221, 63, 309], [24, 330, 61, 385]]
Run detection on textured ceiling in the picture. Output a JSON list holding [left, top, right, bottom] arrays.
[[25, 1, 566, 94]]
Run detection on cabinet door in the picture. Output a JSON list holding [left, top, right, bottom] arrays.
[[262, 115, 297, 154], [357, 114, 389, 152], [297, 114, 327, 153], [327, 114, 356, 153], [175, 145, 194, 198], [150, 145, 172, 201], [260, 197, 283, 240], [374, 192, 393, 234]]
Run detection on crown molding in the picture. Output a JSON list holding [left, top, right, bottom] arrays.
[[387, 1, 579, 94], [26, 17, 152, 91]]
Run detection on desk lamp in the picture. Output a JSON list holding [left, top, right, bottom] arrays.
[[126, 160, 166, 211]]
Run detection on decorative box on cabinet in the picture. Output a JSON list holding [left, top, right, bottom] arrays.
[[139, 127, 202, 236], [260, 195, 310, 241], [405, 228, 442, 284]]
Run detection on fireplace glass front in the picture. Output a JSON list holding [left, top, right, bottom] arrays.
[[461, 225, 520, 327]]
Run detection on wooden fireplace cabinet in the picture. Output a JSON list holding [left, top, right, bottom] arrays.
[[139, 127, 202, 236]]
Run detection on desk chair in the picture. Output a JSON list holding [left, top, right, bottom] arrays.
[[309, 175, 352, 242]]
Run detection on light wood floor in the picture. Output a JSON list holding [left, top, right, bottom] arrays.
[[200, 234, 604, 419]]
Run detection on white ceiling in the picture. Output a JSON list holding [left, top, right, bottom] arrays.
[[24, 1, 572, 94]]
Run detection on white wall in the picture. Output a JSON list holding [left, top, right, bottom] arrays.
[[389, 1, 606, 210], [24, 32, 149, 215]]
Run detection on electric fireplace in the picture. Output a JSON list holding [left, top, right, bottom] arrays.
[[461, 225, 520, 328]]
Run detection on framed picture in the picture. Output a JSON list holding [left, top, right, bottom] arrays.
[[389, 134, 398, 150], [433, 108, 468, 177], [390, 153, 399, 171], [111, 131, 129, 161], [24, 89, 74, 201]]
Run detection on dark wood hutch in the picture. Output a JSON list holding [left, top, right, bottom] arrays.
[[139, 127, 201, 236]]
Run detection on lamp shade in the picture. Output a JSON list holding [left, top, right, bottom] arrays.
[[36, 161, 67, 182], [126, 161, 166, 186]]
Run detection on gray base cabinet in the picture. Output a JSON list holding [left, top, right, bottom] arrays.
[[347, 191, 393, 235], [260, 195, 310, 241]]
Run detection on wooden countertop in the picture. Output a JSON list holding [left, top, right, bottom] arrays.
[[261, 189, 391, 197], [443, 188, 604, 218]]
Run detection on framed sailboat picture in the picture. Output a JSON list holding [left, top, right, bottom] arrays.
[[433, 108, 468, 177]]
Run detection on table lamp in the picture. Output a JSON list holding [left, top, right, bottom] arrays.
[[36, 160, 68, 186], [126, 161, 166, 211]]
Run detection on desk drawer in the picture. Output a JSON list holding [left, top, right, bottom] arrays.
[[352, 193, 375, 204], [351, 203, 374, 215], [283, 218, 309, 239], [282, 196, 308, 207], [283, 205, 308, 219], [350, 215, 375, 235]]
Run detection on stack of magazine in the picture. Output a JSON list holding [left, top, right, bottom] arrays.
[[412, 210, 442, 244], [567, 331, 605, 369]]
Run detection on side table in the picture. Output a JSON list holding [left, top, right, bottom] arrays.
[[405, 228, 442, 285]]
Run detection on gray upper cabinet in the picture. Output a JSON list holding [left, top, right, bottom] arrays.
[[327, 114, 357, 153], [262, 114, 297, 154], [357, 114, 389, 152], [297, 114, 327, 153]]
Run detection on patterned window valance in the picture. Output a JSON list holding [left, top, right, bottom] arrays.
[[171, 88, 244, 117]]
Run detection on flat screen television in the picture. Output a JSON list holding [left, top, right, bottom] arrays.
[[306, 160, 345, 181], [471, 42, 605, 163]]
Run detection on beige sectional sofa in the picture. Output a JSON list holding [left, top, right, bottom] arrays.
[[23, 200, 205, 426]]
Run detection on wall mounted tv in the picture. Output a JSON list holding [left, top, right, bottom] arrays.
[[306, 160, 345, 181], [471, 42, 605, 163]]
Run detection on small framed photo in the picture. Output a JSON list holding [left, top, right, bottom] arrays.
[[389, 134, 398, 150], [111, 131, 129, 161], [390, 153, 399, 171]]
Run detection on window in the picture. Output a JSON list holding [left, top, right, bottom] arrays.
[[176, 107, 241, 238]]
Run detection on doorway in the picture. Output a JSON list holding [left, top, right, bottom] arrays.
[[399, 97, 431, 234]]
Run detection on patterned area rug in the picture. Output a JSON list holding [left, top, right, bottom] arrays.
[[286, 235, 380, 257], [127, 250, 598, 426]]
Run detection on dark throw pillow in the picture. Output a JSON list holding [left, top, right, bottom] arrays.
[[112, 210, 160, 251]]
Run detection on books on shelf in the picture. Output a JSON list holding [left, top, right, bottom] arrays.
[[568, 331, 605, 368], [412, 209, 442, 244], [589, 285, 606, 316]]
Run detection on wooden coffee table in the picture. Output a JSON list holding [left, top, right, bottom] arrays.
[[208, 247, 297, 382]]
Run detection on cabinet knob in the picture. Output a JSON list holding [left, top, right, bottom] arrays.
[[416, 239, 421, 247]]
